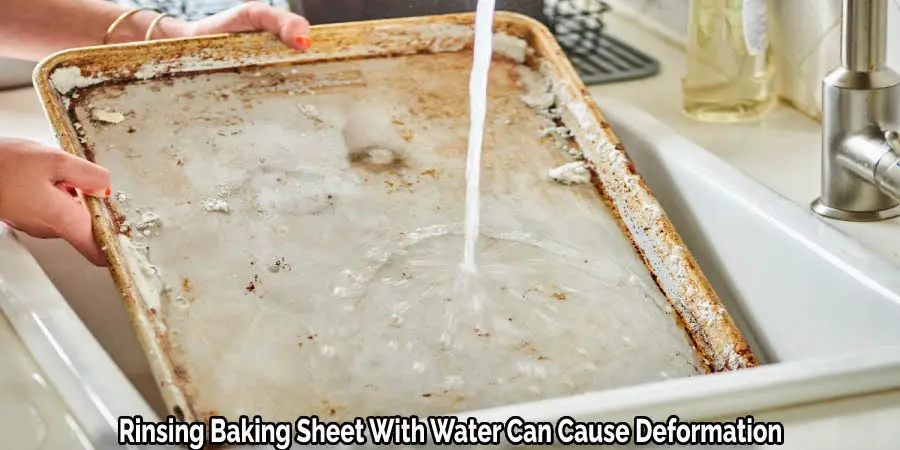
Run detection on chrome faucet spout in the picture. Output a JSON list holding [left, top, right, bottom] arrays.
[[841, 0, 888, 72], [812, 0, 900, 222]]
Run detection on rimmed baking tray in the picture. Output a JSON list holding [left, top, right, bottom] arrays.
[[34, 12, 757, 423]]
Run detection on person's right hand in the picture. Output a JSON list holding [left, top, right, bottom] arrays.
[[0, 138, 110, 266]]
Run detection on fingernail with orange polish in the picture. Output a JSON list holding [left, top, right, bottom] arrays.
[[296, 36, 311, 50], [88, 187, 111, 199]]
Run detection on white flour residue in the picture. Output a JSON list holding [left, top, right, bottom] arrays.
[[298, 104, 319, 119], [201, 198, 230, 214], [409, 23, 474, 53], [91, 108, 126, 124], [518, 68, 555, 111], [540, 125, 581, 156], [216, 182, 235, 198], [117, 235, 169, 312], [50, 66, 107, 95], [518, 65, 586, 163], [492, 32, 528, 63], [134, 64, 162, 80], [719, 343, 745, 372], [521, 91, 555, 110], [517, 65, 552, 99], [642, 202, 663, 221], [197, 182, 239, 214], [540, 126, 572, 139], [133, 210, 162, 236], [566, 148, 584, 159], [114, 191, 132, 214], [695, 297, 718, 328], [549, 161, 591, 185], [518, 67, 563, 121]]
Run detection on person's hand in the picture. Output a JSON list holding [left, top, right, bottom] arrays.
[[167, 2, 312, 51], [0, 138, 110, 266]]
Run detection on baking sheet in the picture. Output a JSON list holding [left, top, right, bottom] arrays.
[[34, 13, 757, 422]]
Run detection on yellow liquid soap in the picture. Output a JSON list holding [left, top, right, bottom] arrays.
[[682, 0, 777, 123]]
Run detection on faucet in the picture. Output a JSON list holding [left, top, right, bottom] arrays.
[[812, 0, 900, 221]]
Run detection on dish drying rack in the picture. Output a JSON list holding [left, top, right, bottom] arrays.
[[289, 0, 658, 85], [548, 0, 660, 84]]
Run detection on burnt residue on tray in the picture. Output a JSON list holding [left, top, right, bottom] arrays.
[[341, 99, 412, 175], [347, 145, 407, 173], [245, 274, 261, 295], [109, 200, 132, 238]]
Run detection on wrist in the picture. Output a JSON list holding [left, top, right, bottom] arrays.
[[105, 10, 192, 44], [148, 15, 193, 40]]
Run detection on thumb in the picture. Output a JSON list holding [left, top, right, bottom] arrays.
[[52, 152, 111, 197], [51, 191, 108, 266]]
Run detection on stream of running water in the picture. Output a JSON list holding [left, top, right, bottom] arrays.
[[460, 0, 497, 279]]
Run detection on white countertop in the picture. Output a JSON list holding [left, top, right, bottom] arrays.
[[1, 15, 900, 448]]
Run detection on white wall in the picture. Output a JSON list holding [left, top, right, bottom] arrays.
[[606, 0, 900, 119]]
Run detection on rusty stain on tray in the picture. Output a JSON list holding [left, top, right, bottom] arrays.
[[236, 69, 366, 98], [34, 12, 757, 424]]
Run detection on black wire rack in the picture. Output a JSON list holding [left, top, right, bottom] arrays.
[[546, 0, 659, 85]]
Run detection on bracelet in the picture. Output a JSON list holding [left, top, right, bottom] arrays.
[[145, 12, 170, 41], [103, 7, 158, 45]]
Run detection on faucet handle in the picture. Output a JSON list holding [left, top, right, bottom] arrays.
[[886, 130, 900, 152]]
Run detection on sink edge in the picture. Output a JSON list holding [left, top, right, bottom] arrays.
[[460, 347, 900, 423], [0, 224, 157, 446]]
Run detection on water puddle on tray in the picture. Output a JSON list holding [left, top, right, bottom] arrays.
[[321, 223, 703, 411]]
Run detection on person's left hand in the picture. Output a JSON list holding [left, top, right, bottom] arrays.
[[166, 2, 312, 50]]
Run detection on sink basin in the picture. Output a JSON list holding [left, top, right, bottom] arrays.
[[460, 99, 900, 422], [600, 98, 900, 363], [0, 225, 157, 448], [16, 98, 900, 429]]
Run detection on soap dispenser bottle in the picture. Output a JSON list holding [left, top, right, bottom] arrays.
[[682, 0, 777, 123]]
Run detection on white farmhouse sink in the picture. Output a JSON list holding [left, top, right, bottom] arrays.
[[0, 225, 157, 449], [13, 98, 900, 437], [600, 98, 900, 364], [460, 99, 900, 423]]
